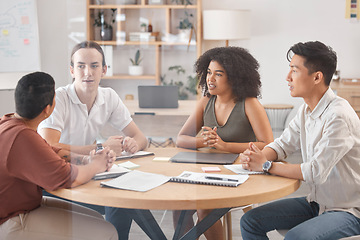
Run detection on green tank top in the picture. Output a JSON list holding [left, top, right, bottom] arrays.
[[203, 95, 256, 143]]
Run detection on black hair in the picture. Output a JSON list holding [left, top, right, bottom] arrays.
[[70, 40, 106, 67], [15, 72, 55, 119], [287, 41, 337, 86], [196, 46, 261, 101]]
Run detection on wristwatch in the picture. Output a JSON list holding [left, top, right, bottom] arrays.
[[96, 143, 103, 152], [262, 160, 273, 173]]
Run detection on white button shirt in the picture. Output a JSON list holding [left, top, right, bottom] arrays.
[[267, 88, 360, 218], [38, 84, 132, 146]]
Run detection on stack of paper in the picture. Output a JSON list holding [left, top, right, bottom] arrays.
[[224, 164, 264, 175], [101, 170, 171, 192]]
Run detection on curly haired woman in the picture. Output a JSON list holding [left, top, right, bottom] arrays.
[[175, 47, 273, 239]]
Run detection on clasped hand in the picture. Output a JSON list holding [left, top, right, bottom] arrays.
[[239, 142, 267, 172], [201, 126, 226, 150], [103, 135, 139, 155], [90, 147, 116, 172]]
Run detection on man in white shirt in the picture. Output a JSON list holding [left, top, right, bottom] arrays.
[[38, 41, 148, 240], [39, 42, 147, 155], [239, 41, 360, 240]]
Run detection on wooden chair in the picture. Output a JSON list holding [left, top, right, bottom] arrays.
[[222, 205, 253, 240]]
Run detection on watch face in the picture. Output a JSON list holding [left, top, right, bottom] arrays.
[[96, 143, 103, 152], [264, 161, 271, 169], [263, 161, 272, 172]]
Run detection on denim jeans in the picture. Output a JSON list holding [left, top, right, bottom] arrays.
[[240, 197, 360, 240]]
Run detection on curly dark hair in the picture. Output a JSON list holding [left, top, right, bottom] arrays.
[[195, 47, 261, 101]]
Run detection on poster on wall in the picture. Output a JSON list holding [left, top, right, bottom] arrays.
[[0, 0, 40, 73], [345, 0, 360, 19]]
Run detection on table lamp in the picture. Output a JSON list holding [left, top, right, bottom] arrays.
[[203, 10, 251, 47]]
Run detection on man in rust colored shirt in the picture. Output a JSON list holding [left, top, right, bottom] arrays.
[[0, 72, 118, 240]]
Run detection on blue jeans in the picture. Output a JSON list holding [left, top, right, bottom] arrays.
[[240, 197, 360, 240], [43, 191, 132, 240]]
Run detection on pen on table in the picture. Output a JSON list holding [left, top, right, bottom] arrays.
[[205, 176, 238, 182]]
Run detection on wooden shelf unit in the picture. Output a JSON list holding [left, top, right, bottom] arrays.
[[331, 79, 360, 118], [86, 0, 202, 85]]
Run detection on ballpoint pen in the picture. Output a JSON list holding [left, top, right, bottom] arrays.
[[205, 176, 238, 182]]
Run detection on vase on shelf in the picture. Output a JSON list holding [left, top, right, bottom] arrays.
[[101, 26, 113, 41], [128, 65, 143, 76]]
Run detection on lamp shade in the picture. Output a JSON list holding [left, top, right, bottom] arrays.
[[203, 10, 251, 40]]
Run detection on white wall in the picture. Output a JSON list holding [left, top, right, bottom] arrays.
[[0, 0, 69, 115], [1, 0, 360, 120], [203, 0, 360, 121]]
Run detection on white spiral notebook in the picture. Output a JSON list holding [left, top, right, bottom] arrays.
[[170, 171, 249, 187]]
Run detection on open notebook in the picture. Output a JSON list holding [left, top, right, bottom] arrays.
[[100, 170, 249, 192], [116, 151, 154, 160], [170, 171, 249, 187], [93, 165, 131, 180]]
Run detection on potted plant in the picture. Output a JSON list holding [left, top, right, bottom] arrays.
[[93, 8, 117, 41], [177, 11, 193, 42], [161, 65, 198, 100], [129, 50, 143, 76]]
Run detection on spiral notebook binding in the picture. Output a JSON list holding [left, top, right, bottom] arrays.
[[170, 177, 237, 187]]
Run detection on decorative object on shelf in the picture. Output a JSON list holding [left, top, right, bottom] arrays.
[[203, 9, 251, 47], [147, 12, 154, 33], [172, 0, 193, 5], [140, 23, 147, 32], [148, 0, 164, 5], [93, 8, 117, 41], [118, 0, 137, 4], [129, 32, 152, 42], [148, 21, 153, 32], [161, 65, 198, 100], [177, 10, 194, 43], [102, 45, 113, 76], [129, 49, 143, 76]]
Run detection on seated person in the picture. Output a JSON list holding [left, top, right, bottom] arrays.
[[176, 46, 274, 240], [0, 72, 117, 240], [38, 41, 148, 239], [240, 41, 360, 239]]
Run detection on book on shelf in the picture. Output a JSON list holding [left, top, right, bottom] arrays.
[[170, 171, 249, 187], [116, 151, 154, 161]]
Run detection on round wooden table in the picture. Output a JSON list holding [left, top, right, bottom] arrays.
[[49, 147, 300, 210], [49, 147, 300, 240]]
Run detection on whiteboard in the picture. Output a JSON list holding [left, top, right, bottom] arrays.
[[0, 0, 40, 73]]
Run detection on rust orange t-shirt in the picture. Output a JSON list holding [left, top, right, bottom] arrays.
[[0, 114, 78, 224]]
